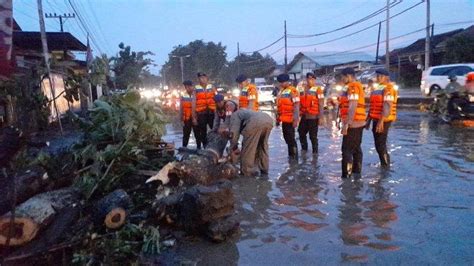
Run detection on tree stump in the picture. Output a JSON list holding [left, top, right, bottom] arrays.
[[0, 188, 80, 246]]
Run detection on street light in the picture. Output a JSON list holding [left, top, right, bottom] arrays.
[[172, 55, 191, 82]]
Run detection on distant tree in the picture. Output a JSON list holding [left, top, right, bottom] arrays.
[[221, 52, 276, 85], [141, 69, 161, 88], [162, 40, 227, 86], [111, 43, 154, 89], [90, 54, 111, 92], [443, 35, 474, 64]]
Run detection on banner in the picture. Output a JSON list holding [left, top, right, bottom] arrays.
[[0, 0, 13, 78]]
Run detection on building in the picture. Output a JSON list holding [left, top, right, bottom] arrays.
[[387, 25, 474, 86], [287, 51, 374, 80]]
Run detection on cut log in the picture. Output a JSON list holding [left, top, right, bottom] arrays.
[[0, 188, 80, 246], [93, 189, 133, 229], [153, 179, 237, 241], [0, 167, 73, 216]]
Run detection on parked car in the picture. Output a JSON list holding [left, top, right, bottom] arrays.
[[257, 85, 276, 104], [420, 63, 474, 96]]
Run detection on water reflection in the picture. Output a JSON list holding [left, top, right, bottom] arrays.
[[274, 160, 328, 233], [338, 179, 368, 246]]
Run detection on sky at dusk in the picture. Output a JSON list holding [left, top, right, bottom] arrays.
[[13, 0, 474, 73]]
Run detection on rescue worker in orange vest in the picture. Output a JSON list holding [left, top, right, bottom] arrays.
[[298, 72, 325, 154], [276, 73, 300, 159], [236, 74, 259, 111], [192, 72, 217, 149], [367, 69, 397, 168], [339, 67, 366, 179], [180, 80, 198, 148]]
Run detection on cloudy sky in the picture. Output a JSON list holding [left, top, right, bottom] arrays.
[[14, 0, 474, 73]]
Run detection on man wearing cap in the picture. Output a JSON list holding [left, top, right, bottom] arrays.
[[236, 74, 259, 111], [368, 69, 397, 168], [276, 73, 300, 159], [212, 94, 238, 133], [298, 72, 325, 154], [180, 80, 198, 148], [228, 109, 273, 176], [339, 67, 366, 178], [192, 72, 217, 148]]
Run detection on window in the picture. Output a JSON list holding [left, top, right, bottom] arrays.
[[430, 67, 454, 76], [448, 66, 473, 76]]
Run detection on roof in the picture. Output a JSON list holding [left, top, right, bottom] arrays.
[[13, 31, 87, 52], [389, 28, 465, 57], [288, 51, 374, 70], [13, 19, 21, 31]]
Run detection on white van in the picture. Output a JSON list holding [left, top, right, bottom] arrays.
[[420, 63, 474, 95]]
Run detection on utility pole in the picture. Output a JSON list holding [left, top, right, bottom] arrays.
[[237, 42, 240, 74], [385, 0, 390, 70], [425, 0, 431, 70], [375, 21, 382, 64], [45, 13, 75, 32], [284, 20, 288, 73], [172, 55, 190, 83], [37, 0, 63, 134]]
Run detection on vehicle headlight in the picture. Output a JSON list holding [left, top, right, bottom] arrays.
[[421, 80, 425, 85], [393, 84, 399, 91], [232, 88, 240, 97], [335, 85, 342, 91]]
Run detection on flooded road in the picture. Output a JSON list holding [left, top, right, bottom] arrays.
[[161, 110, 474, 265]]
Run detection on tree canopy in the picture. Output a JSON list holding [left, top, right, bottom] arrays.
[[111, 43, 154, 89], [443, 34, 474, 64]]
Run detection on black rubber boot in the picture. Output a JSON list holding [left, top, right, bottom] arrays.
[[289, 146, 298, 160], [311, 141, 318, 154], [341, 159, 352, 179], [380, 153, 391, 168]]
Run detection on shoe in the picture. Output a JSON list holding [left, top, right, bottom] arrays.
[[380, 153, 390, 169]]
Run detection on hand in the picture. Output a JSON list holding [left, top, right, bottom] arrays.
[[217, 127, 228, 135], [192, 118, 198, 126], [341, 124, 349, 135], [376, 120, 384, 133], [292, 120, 298, 128], [275, 120, 281, 127], [318, 117, 325, 126], [232, 148, 241, 156]]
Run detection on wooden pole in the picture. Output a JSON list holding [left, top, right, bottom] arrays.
[[385, 0, 390, 70], [425, 0, 431, 69], [284, 20, 288, 73], [375, 21, 381, 64], [37, 0, 63, 135]]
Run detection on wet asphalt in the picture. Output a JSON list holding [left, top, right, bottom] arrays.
[[161, 109, 474, 265]]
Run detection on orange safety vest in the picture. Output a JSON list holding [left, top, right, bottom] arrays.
[[339, 81, 366, 122], [300, 86, 324, 116], [195, 84, 216, 112], [180, 93, 193, 121], [369, 82, 398, 122], [239, 84, 259, 111], [277, 86, 300, 123]]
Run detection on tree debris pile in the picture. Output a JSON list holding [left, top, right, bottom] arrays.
[[1, 90, 240, 264]]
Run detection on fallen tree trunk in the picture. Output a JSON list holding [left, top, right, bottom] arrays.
[[0, 188, 80, 246], [93, 189, 133, 229], [149, 131, 238, 186], [0, 168, 73, 216], [153, 180, 237, 242]]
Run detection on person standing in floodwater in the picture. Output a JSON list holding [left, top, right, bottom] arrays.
[[276, 73, 300, 159], [192, 72, 217, 149], [180, 80, 198, 148], [339, 67, 366, 179], [367, 69, 397, 168]]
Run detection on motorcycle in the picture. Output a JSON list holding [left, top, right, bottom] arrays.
[[429, 91, 474, 126]]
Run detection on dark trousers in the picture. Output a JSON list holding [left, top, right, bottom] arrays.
[[182, 119, 198, 148], [341, 126, 364, 177], [282, 122, 297, 157], [196, 111, 215, 148], [298, 117, 319, 153], [372, 120, 392, 167]]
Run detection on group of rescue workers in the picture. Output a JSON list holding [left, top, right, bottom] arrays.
[[179, 67, 399, 179]]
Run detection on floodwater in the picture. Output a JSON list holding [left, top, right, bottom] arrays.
[[160, 109, 474, 265]]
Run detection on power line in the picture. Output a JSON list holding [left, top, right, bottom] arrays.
[[288, 0, 403, 38], [288, 0, 426, 48], [241, 36, 284, 54]]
